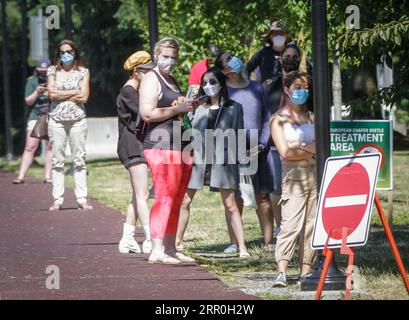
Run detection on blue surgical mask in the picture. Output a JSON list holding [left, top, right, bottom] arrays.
[[290, 89, 309, 105], [60, 52, 75, 65], [228, 56, 244, 73]]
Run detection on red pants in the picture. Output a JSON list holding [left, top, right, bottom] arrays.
[[144, 149, 193, 240]]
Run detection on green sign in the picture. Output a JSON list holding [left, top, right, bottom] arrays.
[[330, 120, 393, 190]]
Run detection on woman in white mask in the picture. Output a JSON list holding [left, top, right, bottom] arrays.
[[139, 38, 195, 264], [176, 67, 250, 259]]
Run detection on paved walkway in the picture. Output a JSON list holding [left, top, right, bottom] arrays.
[[0, 170, 258, 300]]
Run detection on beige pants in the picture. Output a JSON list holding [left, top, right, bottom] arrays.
[[48, 118, 88, 205], [275, 163, 317, 266]]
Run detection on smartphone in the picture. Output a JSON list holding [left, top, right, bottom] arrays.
[[186, 85, 199, 100], [191, 95, 208, 103]]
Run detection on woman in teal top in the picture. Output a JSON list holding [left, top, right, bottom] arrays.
[[12, 58, 52, 184]]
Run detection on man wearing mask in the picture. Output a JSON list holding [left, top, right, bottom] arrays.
[[247, 21, 290, 107], [214, 52, 276, 253]]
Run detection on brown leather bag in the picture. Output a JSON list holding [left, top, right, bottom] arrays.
[[30, 114, 49, 140]]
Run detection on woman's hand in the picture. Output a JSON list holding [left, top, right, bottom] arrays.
[[36, 85, 47, 94], [172, 98, 194, 114]]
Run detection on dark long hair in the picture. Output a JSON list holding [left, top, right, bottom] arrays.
[[214, 52, 232, 72], [53, 39, 85, 71], [197, 67, 233, 107]]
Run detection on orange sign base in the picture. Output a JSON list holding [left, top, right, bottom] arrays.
[[314, 192, 409, 300]]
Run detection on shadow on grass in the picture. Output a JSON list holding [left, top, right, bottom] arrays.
[[188, 223, 409, 277], [191, 238, 264, 254], [190, 238, 277, 273]]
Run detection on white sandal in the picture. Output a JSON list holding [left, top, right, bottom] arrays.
[[148, 254, 181, 264]]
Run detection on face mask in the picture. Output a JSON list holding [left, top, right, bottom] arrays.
[[203, 83, 221, 97], [289, 89, 309, 105], [60, 52, 75, 65], [157, 57, 177, 73], [227, 56, 244, 73], [281, 56, 301, 72], [272, 35, 286, 47]]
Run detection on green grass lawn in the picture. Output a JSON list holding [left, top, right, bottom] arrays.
[[1, 150, 408, 300]]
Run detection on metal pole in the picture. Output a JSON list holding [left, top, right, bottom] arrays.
[[301, 0, 346, 291], [312, 0, 330, 183], [1, 0, 14, 160], [148, 0, 159, 55], [64, 0, 73, 39]]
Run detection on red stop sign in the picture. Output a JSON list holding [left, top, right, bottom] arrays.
[[322, 163, 370, 240]]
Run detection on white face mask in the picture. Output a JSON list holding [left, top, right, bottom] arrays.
[[157, 57, 177, 73], [272, 35, 286, 47], [203, 83, 221, 97]]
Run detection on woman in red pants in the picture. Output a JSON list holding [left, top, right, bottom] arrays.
[[139, 38, 195, 264]]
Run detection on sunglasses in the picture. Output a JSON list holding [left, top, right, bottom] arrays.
[[60, 50, 75, 55], [201, 78, 219, 86]]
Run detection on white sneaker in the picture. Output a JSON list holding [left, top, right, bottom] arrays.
[[119, 223, 141, 253], [223, 244, 238, 254], [142, 239, 152, 254], [119, 238, 141, 253]]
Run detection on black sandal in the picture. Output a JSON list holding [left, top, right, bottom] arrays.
[[12, 178, 24, 184]]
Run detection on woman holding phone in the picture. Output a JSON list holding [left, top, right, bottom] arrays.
[[176, 67, 250, 259]]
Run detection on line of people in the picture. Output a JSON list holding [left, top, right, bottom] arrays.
[[13, 20, 317, 288], [117, 21, 317, 287]]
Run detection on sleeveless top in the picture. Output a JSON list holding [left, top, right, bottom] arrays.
[[143, 70, 188, 150], [283, 122, 315, 145], [275, 113, 316, 168]]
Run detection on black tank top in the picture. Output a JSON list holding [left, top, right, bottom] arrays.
[[143, 70, 188, 150]]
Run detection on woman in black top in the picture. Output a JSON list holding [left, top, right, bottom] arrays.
[[116, 51, 155, 255], [140, 38, 195, 264]]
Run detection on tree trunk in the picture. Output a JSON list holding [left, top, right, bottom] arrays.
[[1, 0, 14, 160]]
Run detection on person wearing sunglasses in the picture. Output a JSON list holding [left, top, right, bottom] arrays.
[[116, 51, 156, 255], [176, 67, 250, 259], [46, 39, 91, 211], [215, 52, 277, 253]]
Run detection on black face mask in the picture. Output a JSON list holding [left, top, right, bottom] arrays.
[[38, 71, 47, 78], [281, 56, 301, 72]]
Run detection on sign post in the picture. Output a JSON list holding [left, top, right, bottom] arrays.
[[312, 153, 381, 250], [312, 153, 409, 299], [29, 9, 49, 61]]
